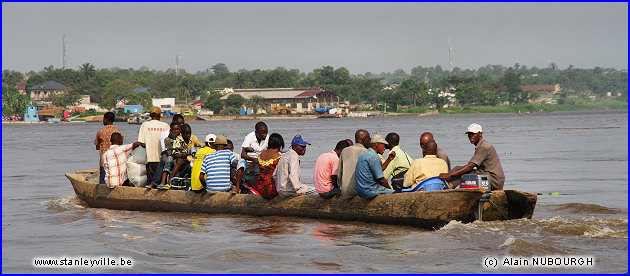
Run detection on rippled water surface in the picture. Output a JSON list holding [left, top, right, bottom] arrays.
[[2, 110, 627, 273]]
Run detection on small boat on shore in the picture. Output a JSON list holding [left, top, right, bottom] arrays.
[[66, 170, 537, 229], [127, 113, 150, 124]]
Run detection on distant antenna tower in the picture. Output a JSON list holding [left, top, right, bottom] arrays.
[[175, 55, 179, 75], [62, 33, 67, 69], [448, 37, 452, 72]]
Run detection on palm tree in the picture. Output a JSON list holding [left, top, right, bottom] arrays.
[[79, 63, 96, 81]]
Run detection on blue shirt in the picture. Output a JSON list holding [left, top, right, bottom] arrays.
[[200, 149, 238, 191], [355, 148, 392, 199]]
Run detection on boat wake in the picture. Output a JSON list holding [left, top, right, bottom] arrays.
[[41, 194, 88, 211]]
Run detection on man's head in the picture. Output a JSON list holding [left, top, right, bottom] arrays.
[[214, 136, 228, 150], [355, 129, 371, 149], [172, 114, 185, 126], [345, 139, 354, 146], [149, 106, 161, 119], [334, 139, 351, 156], [227, 139, 234, 152], [385, 132, 400, 150], [254, 121, 268, 142], [291, 134, 310, 156], [420, 132, 434, 149], [169, 122, 182, 136], [205, 134, 216, 148], [110, 132, 123, 145], [465, 123, 483, 145], [268, 133, 285, 150], [422, 140, 438, 157], [103, 111, 115, 126], [370, 135, 389, 154], [181, 123, 192, 141]]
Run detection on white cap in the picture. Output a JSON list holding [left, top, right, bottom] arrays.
[[205, 134, 217, 143], [370, 135, 389, 145], [466, 123, 483, 134]]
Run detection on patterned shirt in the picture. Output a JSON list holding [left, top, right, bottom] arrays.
[[200, 149, 238, 191], [102, 144, 134, 188], [173, 134, 204, 155], [95, 125, 122, 167]]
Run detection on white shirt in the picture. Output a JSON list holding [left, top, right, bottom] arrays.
[[137, 119, 170, 162], [240, 131, 269, 159], [160, 130, 169, 152]]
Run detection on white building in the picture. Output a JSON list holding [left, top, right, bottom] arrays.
[[152, 98, 176, 111]]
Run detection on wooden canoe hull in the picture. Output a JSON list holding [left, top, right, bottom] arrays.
[[66, 170, 536, 229]]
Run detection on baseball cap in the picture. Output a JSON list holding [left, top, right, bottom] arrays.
[[205, 134, 216, 143], [370, 135, 389, 145], [149, 106, 161, 115], [291, 135, 311, 146], [214, 136, 228, 145], [466, 123, 483, 134]]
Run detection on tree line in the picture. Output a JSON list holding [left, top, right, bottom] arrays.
[[2, 62, 627, 116]]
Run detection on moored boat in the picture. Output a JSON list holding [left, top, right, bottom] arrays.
[[66, 170, 536, 229]]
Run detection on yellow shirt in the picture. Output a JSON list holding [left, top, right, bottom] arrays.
[[190, 146, 216, 190], [403, 155, 448, 188]]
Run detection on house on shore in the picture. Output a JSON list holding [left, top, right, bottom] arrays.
[[28, 81, 68, 102], [522, 84, 561, 104], [215, 87, 339, 114]]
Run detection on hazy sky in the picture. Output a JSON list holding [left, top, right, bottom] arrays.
[[2, 3, 628, 74]]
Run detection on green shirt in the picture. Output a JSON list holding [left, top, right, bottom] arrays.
[[383, 145, 413, 180]]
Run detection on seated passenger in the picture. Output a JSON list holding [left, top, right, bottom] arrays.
[[190, 134, 217, 192], [251, 133, 284, 198], [314, 139, 351, 199], [199, 136, 239, 191], [167, 123, 203, 187], [103, 133, 143, 188], [235, 121, 269, 193], [355, 135, 394, 199], [148, 122, 181, 189], [227, 139, 240, 189], [276, 135, 317, 197], [403, 140, 448, 190], [439, 123, 505, 190]]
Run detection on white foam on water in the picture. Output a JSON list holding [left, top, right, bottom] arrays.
[[439, 220, 464, 230], [41, 194, 87, 210], [583, 227, 627, 239], [499, 237, 518, 247]]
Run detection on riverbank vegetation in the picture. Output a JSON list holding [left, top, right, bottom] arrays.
[[2, 62, 627, 117]]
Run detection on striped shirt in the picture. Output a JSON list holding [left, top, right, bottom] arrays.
[[200, 149, 238, 191], [102, 144, 134, 188]]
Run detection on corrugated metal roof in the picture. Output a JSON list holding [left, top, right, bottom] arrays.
[[219, 88, 324, 100], [29, 80, 67, 91]]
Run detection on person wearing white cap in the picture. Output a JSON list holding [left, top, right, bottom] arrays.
[[355, 135, 394, 199], [438, 123, 505, 190], [190, 134, 217, 191]]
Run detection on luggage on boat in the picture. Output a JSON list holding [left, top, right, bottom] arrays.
[[400, 176, 448, 192], [127, 149, 148, 187]]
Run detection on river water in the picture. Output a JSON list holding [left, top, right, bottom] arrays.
[[2, 110, 627, 273]]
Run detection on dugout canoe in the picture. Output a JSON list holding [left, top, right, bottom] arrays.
[[66, 170, 537, 229]]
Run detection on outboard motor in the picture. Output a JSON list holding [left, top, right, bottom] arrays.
[[460, 174, 492, 221]]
